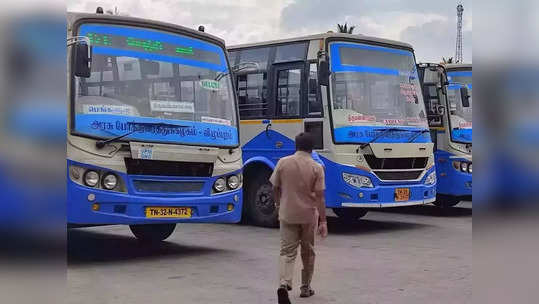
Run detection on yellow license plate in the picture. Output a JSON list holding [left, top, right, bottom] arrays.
[[395, 188, 410, 202], [145, 207, 192, 218]]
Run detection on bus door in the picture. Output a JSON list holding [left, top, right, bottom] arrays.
[[269, 62, 305, 158]]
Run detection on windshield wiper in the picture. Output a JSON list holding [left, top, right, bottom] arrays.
[[95, 121, 191, 149], [359, 128, 412, 150], [407, 129, 431, 143]]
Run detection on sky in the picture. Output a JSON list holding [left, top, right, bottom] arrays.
[[67, 0, 472, 63]]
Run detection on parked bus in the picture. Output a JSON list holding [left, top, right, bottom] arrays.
[[67, 11, 243, 242], [228, 33, 437, 227], [417, 63, 472, 207]]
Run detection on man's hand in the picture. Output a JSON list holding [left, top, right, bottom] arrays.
[[318, 221, 328, 238]]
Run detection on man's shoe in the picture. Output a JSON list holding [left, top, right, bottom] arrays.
[[300, 285, 315, 298], [277, 285, 291, 304]]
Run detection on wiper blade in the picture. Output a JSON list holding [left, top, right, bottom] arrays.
[[359, 127, 411, 150], [95, 121, 191, 149], [407, 129, 430, 143]]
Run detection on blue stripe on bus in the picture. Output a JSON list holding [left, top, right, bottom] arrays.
[[448, 71, 472, 77], [74, 114, 238, 146], [91, 46, 227, 72], [451, 128, 472, 143], [333, 126, 431, 144]]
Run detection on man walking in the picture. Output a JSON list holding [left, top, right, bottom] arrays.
[[270, 132, 328, 304]]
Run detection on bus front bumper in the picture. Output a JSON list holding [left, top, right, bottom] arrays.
[[67, 182, 243, 225]]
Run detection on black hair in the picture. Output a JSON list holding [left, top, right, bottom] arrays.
[[295, 132, 314, 152]]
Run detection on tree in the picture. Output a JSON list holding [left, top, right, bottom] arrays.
[[337, 22, 356, 34], [441, 57, 454, 64]]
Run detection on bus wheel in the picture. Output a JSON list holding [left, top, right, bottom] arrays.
[[433, 195, 460, 208], [333, 208, 368, 222], [246, 170, 278, 228], [129, 224, 176, 242]]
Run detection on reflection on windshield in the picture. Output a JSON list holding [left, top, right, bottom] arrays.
[[329, 42, 430, 144], [73, 23, 239, 147]]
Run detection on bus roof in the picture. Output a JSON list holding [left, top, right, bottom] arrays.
[[228, 32, 414, 51], [444, 63, 472, 71], [67, 12, 226, 47]]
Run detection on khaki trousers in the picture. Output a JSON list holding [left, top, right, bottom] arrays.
[[279, 220, 316, 288]]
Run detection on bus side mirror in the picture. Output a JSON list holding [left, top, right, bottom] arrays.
[[460, 87, 470, 107], [318, 60, 330, 86], [74, 42, 92, 78]]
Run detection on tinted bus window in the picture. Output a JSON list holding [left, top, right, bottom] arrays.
[[275, 42, 307, 63]]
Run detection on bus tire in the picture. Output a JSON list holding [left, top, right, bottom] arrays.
[[333, 208, 368, 222], [433, 195, 460, 208], [129, 223, 176, 242], [245, 169, 279, 228]]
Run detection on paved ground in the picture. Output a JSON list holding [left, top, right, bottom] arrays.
[[68, 202, 472, 304]]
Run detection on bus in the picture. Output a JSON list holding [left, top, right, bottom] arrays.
[[67, 11, 243, 242], [417, 63, 472, 207], [228, 33, 437, 227]]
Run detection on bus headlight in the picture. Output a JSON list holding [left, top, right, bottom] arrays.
[[452, 161, 472, 173], [342, 173, 373, 188], [460, 162, 468, 172], [102, 174, 118, 190], [425, 171, 436, 185], [213, 178, 226, 192], [227, 175, 240, 189], [468, 163, 472, 173], [84, 170, 99, 187]]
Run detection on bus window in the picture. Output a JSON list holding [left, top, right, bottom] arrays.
[[276, 67, 302, 117], [275, 42, 307, 63], [308, 63, 322, 116], [237, 72, 268, 119]]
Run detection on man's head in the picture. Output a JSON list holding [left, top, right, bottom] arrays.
[[295, 132, 314, 153]]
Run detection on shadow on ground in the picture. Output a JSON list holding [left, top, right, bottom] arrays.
[[68, 228, 228, 266], [375, 204, 472, 218], [326, 217, 431, 235]]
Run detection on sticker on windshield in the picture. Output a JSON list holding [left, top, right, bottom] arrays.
[[347, 114, 376, 123], [383, 119, 405, 125], [138, 146, 153, 160], [201, 116, 231, 126], [399, 83, 418, 103], [150, 100, 194, 113], [200, 79, 220, 91], [459, 121, 472, 128], [83, 104, 135, 116]]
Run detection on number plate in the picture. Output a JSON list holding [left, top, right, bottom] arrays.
[[145, 207, 192, 218], [395, 188, 410, 202]]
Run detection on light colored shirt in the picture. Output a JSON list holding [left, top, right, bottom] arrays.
[[269, 151, 325, 224]]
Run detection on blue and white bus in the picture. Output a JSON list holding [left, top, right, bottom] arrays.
[[418, 63, 472, 207], [67, 12, 243, 241], [228, 33, 436, 227]]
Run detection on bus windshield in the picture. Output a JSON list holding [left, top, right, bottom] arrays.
[[447, 70, 472, 143], [329, 42, 429, 144], [73, 23, 238, 147]]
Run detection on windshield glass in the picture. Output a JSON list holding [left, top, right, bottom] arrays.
[[73, 23, 238, 147], [447, 70, 472, 143], [329, 42, 430, 144]]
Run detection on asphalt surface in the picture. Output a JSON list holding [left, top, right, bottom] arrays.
[[68, 202, 472, 304]]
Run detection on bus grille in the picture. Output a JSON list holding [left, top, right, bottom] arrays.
[[124, 158, 213, 177], [364, 155, 428, 169], [372, 170, 423, 181], [133, 180, 205, 193]]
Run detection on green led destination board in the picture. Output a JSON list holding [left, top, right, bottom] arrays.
[[84, 32, 221, 66]]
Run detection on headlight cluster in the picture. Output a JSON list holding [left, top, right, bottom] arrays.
[[70, 165, 121, 191], [452, 161, 472, 174], [342, 173, 373, 188], [213, 174, 242, 193], [83, 170, 119, 190], [425, 171, 437, 185]]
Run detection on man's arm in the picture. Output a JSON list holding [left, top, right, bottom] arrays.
[[315, 190, 326, 222], [273, 186, 282, 208], [269, 160, 282, 208]]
